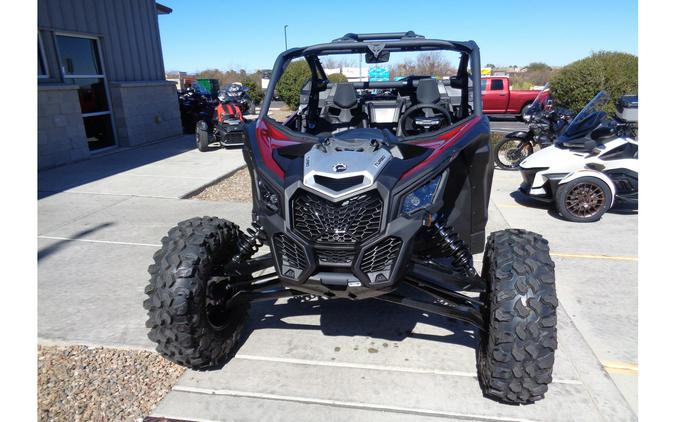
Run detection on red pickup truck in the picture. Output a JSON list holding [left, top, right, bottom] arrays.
[[481, 76, 542, 119]]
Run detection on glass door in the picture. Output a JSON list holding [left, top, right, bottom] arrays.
[[55, 34, 116, 151]]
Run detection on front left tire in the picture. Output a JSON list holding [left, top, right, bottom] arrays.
[[478, 229, 558, 404]]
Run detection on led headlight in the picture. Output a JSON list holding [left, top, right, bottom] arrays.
[[258, 178, 283, 216], [401, 174, 441, 216]]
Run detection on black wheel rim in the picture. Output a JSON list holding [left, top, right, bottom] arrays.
[[565, 183, 606, 218], [496, 141, 532, 168], [205, 276, 238, 330]]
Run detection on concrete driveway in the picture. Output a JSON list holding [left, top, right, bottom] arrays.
[[37, 137, 636, 421]]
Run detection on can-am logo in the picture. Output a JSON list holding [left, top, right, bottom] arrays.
[[333, 163, 347, 173]]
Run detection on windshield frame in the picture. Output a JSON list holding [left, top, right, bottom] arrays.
[[260, 35, 482, 118]]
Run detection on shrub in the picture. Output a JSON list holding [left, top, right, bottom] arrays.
[[327, 73, 348, 83], [276, 60, 311, 110], [241, 76, 263, 104], [550, 51, 638, 113]]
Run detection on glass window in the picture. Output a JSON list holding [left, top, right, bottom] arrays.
[[56, 35, 102, 76], [480, 79, 487, 91], [38, 34, 47, 77], [64, 78, 109, 114], [490, 79, 504, 90], [83, 114, 115, 150]]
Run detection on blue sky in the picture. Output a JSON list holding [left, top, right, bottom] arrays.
[[157, 0, 637, 73]]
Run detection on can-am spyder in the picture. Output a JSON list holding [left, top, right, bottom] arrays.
[[144, 31, 559, 404], [519, 91, 638, 222]]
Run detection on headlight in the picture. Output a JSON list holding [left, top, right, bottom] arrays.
[[258, 177, 283, 216], [400, 174, 441, 216]]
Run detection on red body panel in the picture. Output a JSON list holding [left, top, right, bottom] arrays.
[[481, 77, 542, 114]]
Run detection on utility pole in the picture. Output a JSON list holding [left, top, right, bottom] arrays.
[[284, 25, 288, 50]]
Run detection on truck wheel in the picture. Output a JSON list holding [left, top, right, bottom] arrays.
[[518, 103, 532, 121], [555, 177, 612, 222], [196, 127, 210, 152], [478, 229, 558, 404], [143, 217, 249, 370]]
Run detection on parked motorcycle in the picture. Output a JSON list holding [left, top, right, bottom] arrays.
[[519, 91, 638, 222], [219, 83, 256, 115], [178, 87, 216, 134], [494, 84, 573, 170], [195, 91, 248, 152]]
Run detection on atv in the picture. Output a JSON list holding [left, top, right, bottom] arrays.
[[144, 31, 558, 405]]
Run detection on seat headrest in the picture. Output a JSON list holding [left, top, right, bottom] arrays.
[[333, 83, 358, 109], [416, 79, 440, 104]]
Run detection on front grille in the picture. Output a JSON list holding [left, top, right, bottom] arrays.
[[292, 190, 382, 243], [273, 233, 308, 278], [360, 237, 402, 282], [316, 249, 355, 265]]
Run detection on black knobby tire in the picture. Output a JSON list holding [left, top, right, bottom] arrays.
[[494, 138, 533, 170], [143, 217, 248, 369], [555, 176, 612, 222], [478, 229, 558, 404], [196, 128, 210, 152]]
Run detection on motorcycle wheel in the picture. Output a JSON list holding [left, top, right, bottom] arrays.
[[494, 139, 533, 170], [196, 128, 210, 152]]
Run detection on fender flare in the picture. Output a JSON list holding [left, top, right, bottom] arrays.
[[558, 169, 616, 207], [503, 130, 530, 140]]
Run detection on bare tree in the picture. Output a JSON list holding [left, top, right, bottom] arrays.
[[391, 52, 456, 78]]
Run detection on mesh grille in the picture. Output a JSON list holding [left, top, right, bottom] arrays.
[[292, 190, 382, 243], [361, 237, 402, 274], [273, 233, 308, 273], [316, 249, 355, 265]]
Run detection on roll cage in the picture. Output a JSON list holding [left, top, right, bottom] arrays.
[[260, 31, 483, 138]]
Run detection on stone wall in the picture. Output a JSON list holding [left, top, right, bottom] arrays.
[[38, 85, 90, 170], [110, 81, 182, 147]]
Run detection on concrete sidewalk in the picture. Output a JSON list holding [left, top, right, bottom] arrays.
[[37, 143, 637, 420], [38, 134, 245, 199]]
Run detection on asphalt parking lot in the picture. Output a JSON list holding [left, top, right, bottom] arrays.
[[37, 134, 637, 421]]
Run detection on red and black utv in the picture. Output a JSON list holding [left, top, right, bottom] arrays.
[[144, 31, 558, 404]]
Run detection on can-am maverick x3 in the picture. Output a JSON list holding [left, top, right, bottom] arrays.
[[144, 32, 558, 404]]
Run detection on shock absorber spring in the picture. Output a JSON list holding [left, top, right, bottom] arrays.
[[433, 221, 478, 278], [232, 222, 265, 263]]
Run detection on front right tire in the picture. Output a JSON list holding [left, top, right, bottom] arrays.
[[143, 217, 248, 369], [478, 229, 558, 404]]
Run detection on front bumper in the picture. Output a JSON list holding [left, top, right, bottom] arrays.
[[258, 183, 425, 300], [519, 167, 553, 202]]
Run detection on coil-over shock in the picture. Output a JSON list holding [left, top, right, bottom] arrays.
[[432, 221, 478, 278], [232, 222, 265, 264]]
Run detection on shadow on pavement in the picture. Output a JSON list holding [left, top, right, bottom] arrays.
[[37, 222, 114, 261], [509, 190, 551, 210], [241, 286, 478, 350], [38, 136, 193, 199]]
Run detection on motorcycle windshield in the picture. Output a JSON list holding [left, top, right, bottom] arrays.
[[559, 91, 609, 140], [524, 83, 550, 118]]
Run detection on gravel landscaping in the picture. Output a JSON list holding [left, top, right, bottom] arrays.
[[190, 167, 252, 202], [38, 345, 184, 422]]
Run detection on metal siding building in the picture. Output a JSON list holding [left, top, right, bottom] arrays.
[[38, 0, 181, 169]]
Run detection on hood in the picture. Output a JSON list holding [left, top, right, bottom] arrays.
[[303, 136, 392, 198]]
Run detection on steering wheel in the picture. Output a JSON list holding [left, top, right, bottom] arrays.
[[399, 104, 453, 137]]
